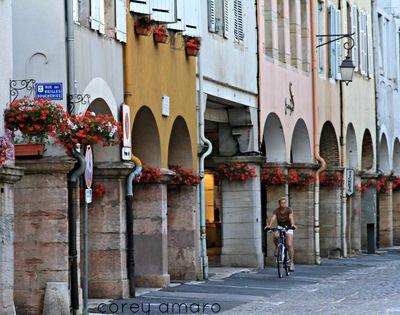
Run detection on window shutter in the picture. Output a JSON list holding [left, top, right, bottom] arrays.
[[336, 9, 341, 80], [130, 0, 150, 14], [99, 0, 105, 34], [329, 5, 336, 79], [183, 0, 200, 37], [73, 0, 79, 22], [360, 10, 366, 75], [351, 5, 358, 71], [367, 14, 372, 78], [317, 3, 324, 73], [116, 0, 127, 42], [91, 0, 100, 31], [168, 0, 185, 31], [151, 0, 176, 23], [208, 0, 216, 32], [234, 0, 244, 42], [223, 0, 229, 38]]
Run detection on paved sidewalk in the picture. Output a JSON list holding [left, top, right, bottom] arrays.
[[89, 248, 400, 315]]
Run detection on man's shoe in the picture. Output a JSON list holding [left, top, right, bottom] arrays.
[[289, 263, 295, 272]]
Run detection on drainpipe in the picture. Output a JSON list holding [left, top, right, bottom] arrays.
[[198, 49, 213, 280], [339, 81, 347, 257], [310, 0, 327, 265], [126, 154, 142, 297], [68, 145, 86, 313], [66, 0, 76, 113], [256, 0, 262, 149]]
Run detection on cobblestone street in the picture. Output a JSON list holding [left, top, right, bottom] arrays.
[[89, 248, 400, 314]]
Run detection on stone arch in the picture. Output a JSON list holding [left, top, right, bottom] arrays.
[[80, 77, 118, 119], [361, 129, 374, 170], [132, 106, 161, 166], [346, 123, 358, 169], [393, 138, 400, 175], [379, 133, 390, 173], [320, 121, 340, 167], [263, 113, 286, 162], [290, 118, 312, 163], [87, 98, 119, 162], [168, 116, 193, 169]]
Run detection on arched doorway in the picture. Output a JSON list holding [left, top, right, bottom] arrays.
[[263, 113, 286, 162], [393, 138, 400, 245], [291, 119, 312, 163], [319, 121, 341, 258], [361, 129, 374, 170], [166, 117, 198, 280]]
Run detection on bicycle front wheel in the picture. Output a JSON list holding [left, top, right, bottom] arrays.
[[284, 247, 290, 277], [277, 244, 284, 278]]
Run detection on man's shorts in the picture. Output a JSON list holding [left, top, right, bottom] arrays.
[[277, 225, 294, 234]]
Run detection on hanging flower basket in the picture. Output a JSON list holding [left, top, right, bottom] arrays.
[[153, 25, 169, 43], [183, 36, 201, 57], [219, 162, 257, 182], [319, 171, 343, 187], [288, 169, 315, 189], [14, 143, 45, 158], [169, 165, 201, 186], [135, 16, 154, 36], [261, 168, 287, 186]]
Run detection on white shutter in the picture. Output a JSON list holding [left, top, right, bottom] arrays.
[[351, 5, 358, 71], [329, 5, 336, 79], [336, 9, 341, 80], [367, 14, 372, 78], [234, 0, 244, 42], [360, 10, 366, 75], [168, 0, 185, 31], [183, 0, 200, 36], [358, 9, 363, 74], [208, 0, 216, 32], [73, 0, 79, 22], [130, 0, 150, 14], [317, 2, 324, 73], [91, 0, 100, 31], [99, 0, 105, 34], [116, 0, 127, 42], [151, 0, 176, 23], [342, 1, 347, 37], [223, 0, 229, 38]]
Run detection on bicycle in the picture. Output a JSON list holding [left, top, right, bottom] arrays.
[[266, 226, 296, 278]]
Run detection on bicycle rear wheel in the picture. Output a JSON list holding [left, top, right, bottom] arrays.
[[277, 244, 284, 278]]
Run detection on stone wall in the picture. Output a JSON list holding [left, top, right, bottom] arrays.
[[379, 182, 393, 247], [347, 185, 362, 255], [393, 190, 400, 245]]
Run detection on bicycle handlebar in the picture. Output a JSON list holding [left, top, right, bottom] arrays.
[[265, 226, 296, 232]]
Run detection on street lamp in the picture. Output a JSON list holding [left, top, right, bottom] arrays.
[[340, 56, 356, 85]]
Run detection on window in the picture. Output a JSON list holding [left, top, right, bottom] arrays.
[[115, 0, 127, 42], [130, 0, 150, 14], [277, 0, 285, 61], [350, 5, 358, 71], [234, 0, 244, 42], [301, 0, 309, 72], [335, 8, 341, 80], [208, 0, 229, 38], [317, 1, 324, 74], [359, 9, 368, 76], [168, 0, 185, 31], [329, 4, 336, 79], [378, 14, 384, 74], [367, 14, 372, 78], [91, 0, 105, 34], [265, 0, 274, 58], [183, 0, 200, 36], [289, 1, 298, 67], [151, 0, 176, 23]]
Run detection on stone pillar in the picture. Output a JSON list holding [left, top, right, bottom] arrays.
[[133, 171, 174, 288], [288, 165, 316, 264], [218, 158, 263, 268], [167, 185, 199, 280], [0, 167, 24, 315], [84, 162, 134, 298], [360, 176, 377, 251], [379, 180, 393, 247], [319, 182, 341, 258], [393, 189, 400, 245], [347, 174, 362, 255], [14, 157, 75, 315]]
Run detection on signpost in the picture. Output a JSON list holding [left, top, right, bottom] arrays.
[[345, 168, 355, 196], [121, 104, 132, 161], [83, 145, 93, 315], [35, 82, 63, 100]]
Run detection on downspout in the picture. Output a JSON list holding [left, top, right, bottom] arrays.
[[68, 145, 86, 313], [198, 49, 213, 280], [126, 154, 142, 297], [256, 0, 262, 150], [339, 81, 347, 257], [310, 0, 327, 265], [66, 0, 76, 114]]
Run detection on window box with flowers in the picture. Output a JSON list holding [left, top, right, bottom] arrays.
[[169, 165, 201, 186], [4, 98, 66, 158], [135, 16, 154, 36], [183, 36, 201, 57], [153, 25, 169, 44], [288, 169, 315, 189], [261, 168, 287, 187], [135, 166, 163, 184], [319, 170, 343, 188], [219, 162, 257, 182], [392, 177, 400, 192]]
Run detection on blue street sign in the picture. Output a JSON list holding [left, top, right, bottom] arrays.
[[35, 82, 63, 100]]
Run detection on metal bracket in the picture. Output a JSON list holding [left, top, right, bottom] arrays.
[[67, 94, 91, 114], [9, 79, 36, 103], [285, 82, 295, 115], [316, 33, 355, 52]]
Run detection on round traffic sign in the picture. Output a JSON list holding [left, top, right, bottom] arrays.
[[85, 145, 93, 189]]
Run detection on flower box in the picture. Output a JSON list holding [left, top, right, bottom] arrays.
[[15, 143, 45, 158], [135, 25, 152, 36], [135, 16, 154, 36], [153, 25, 169, 43], [185, 47, 199, 57], [183, 36, 201, 57]]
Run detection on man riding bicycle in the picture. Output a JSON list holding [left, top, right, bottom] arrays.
[[265, 197, 297, 272]]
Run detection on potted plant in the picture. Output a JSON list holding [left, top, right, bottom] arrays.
[[219, 162, 257, 182], [261, 168, 287, 187], [135, 166, 163, 184], [135, 16, 154, 36], [183, 36, 201, 57], [288, 169, 315, 189], [169, 165, 201, 186], [4, 98, 66, 158], [319, 170, 343, 187], [153, 25, 169, 44]]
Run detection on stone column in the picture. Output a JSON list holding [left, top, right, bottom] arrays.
[[360, 174, 378, 251], [379, 180, 393, 247], [216, 157, 264, 268], [393, 189, 400, 245], [14, 157, 75, 315], [84, 162, 134, 298], [167, 185, 199, 280], [347, 174, 362, 255], [288, 164, 317, 264], [133, 171, 173, 288], [0, 167, 24, 315]]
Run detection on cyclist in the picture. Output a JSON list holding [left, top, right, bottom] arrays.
[[265, 197, 297, 272]]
